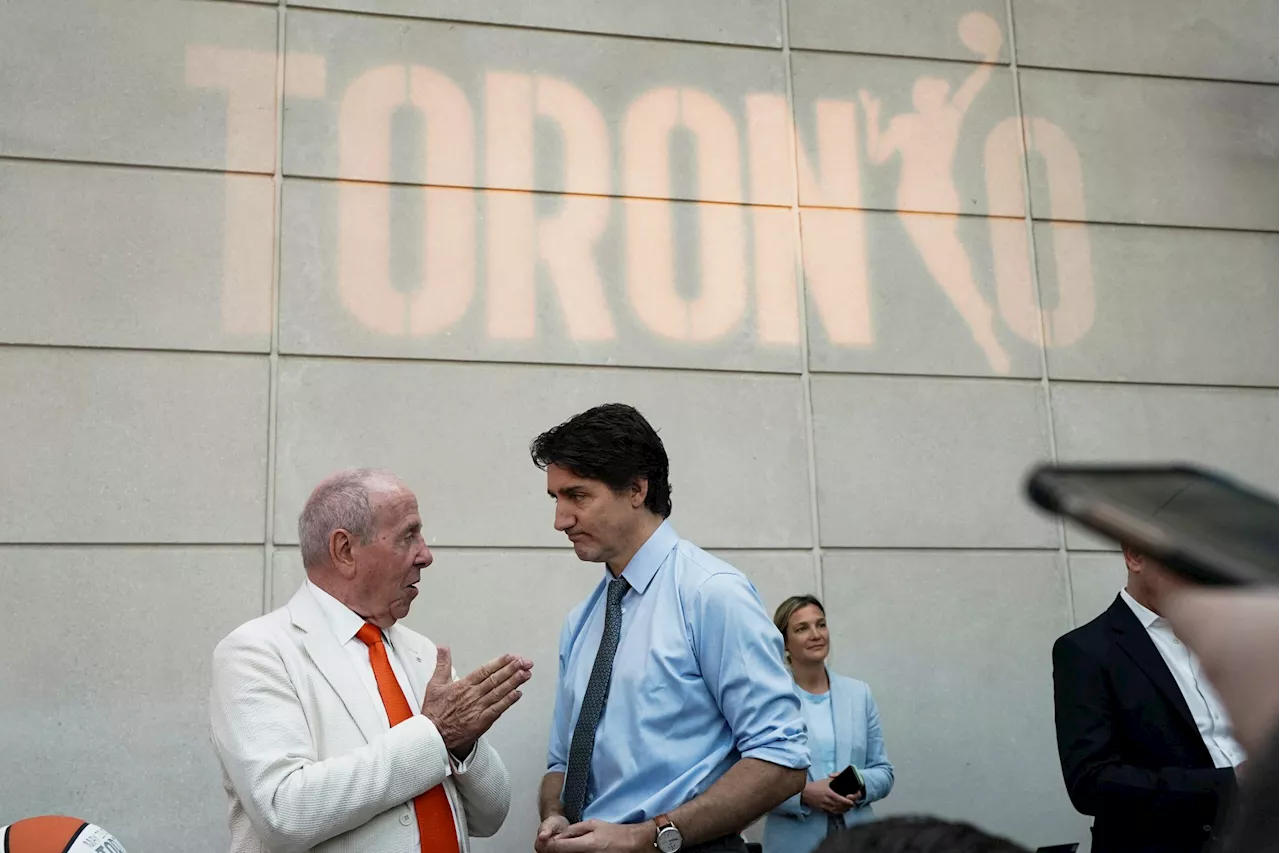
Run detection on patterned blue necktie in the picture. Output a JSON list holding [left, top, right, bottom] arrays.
[[562, 576, 630, 824]]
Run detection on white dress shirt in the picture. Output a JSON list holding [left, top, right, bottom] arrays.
[[306, 580, 461, 840], [1121, 589, 1246, 769], [307, 580, 422, 728]]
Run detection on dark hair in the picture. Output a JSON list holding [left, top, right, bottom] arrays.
[[774, 594, 825, 638], [814, 817, 1031, 853], [530, 403, 672, 518]]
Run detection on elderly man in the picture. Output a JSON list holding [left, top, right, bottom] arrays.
[[210, 468, 532, 852]]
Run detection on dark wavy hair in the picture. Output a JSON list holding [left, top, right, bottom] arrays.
[[814, 817, 1031, 853], [529, 403, 672, 518]]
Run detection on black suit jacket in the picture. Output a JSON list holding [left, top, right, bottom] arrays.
[[1052, 595, 1238, 853]]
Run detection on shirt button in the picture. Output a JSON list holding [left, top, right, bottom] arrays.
[[400, 811, 412, 826]]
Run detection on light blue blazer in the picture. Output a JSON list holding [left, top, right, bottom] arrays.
[[763, 672, 894, 853]]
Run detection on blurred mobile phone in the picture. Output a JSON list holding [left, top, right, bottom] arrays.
[[1034, 845, 1079, 853], [829, 765, 865, 799], [1026, 463, 1277, 587]]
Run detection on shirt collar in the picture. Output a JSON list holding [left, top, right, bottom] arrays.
[[617, 520, 680, 595], [1120, 588, 1162, 630], [307, 578, 376, 645]]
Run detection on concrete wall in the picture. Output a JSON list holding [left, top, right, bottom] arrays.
[[0, 1, 1275, 850]]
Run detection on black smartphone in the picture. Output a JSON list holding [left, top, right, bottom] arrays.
[[1034, 846, 1079, 853], [829, 765, 864, 799], [1026, 463, 1277, 587]]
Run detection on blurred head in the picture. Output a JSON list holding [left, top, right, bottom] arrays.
[[298, 468, 432, 628], [531, 404, 672, 565], [813, 816, 1031, 853], [774, 595, 829, 667], [912, 77, 951, 111], [1123, 545, 1186, 615]]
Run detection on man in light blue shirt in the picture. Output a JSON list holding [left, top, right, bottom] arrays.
[[530, 403, 809, 853]]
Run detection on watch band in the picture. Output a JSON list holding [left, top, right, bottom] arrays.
[[653, 814, 681, 853]]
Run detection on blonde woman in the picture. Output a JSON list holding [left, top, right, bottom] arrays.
[[764, 595, 894, 853]]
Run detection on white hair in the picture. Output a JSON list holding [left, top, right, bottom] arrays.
[[297, 468, 400, 570]]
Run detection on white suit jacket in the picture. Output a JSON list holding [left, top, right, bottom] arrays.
[[209, 583, 511, 853]]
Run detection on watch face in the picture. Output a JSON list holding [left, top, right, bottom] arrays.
[[656, 827, 682, 853]]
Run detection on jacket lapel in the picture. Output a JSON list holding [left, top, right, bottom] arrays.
[[1107, 596, 1198, 734], [388, 624, 431, 707], [830, 669, 855, 770], [289, 584, 384, 743]]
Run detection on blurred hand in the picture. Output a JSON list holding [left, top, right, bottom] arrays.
[[421, 648, 533, 751], [801, 775, 859, 815], [544, 819, 650, 853], [535, 815, 570, 853], [1161, 586, 1278, 757]]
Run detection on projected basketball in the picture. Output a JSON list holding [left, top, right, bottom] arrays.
[[958, 11, 1003, 57], [0, 816, 127, 853]]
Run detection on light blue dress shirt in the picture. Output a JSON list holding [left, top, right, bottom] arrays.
[[547, 521, 809, 823], [799, 689, 837, 778]]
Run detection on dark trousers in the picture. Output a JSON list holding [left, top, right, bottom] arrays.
[[685, 835, 748, 853]]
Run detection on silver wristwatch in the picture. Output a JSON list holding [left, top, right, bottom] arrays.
[[654, 814, 682, 853]]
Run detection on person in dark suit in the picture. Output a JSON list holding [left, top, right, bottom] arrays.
[[1052, 546, 1245, 853]]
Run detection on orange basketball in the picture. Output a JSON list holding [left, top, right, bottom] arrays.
[[0, 816, 127, 853]]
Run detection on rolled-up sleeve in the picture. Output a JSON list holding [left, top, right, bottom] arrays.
[[545, 617, 573, 774], [692, 573, 809, 769]]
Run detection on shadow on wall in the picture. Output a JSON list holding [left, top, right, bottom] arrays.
[[186, 11, 1094, 374]]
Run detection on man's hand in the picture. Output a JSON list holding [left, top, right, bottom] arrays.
[[421, 647, 533, 751], [545, 819, 652, 853], [800, 775, 859, 815], [535, 815, 570, 853]]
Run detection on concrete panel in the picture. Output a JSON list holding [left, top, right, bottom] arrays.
[[1013, 0, 1278, 83], [801, 208, 1042, 378], [282, 10, 791, 204], [1041, 224, 1278, 386], [272, 546, 812, 625], [0, 348, 269, 543], [0, 545, 263, 852], [1018, 70, 1278, 230], [270, 543, 809, 852], [726, 550, 819, 623], [279, 179, 802, 371], [0, 0, 277, 171], [823, 550, 1090, 850], [811, 375, 1059, 548], [288, 0, 780, 47], [1051, 383, 1279, 549], [273, 547, 307, 608], [274, 358, 813, 549], [789, 0, 1010, 63], [0, 161, 273, 352], [790, 51, 1022, 216], [1067, 552, 1126, 627]]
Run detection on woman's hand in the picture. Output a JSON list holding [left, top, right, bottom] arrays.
[[799, 774, 860, 815]]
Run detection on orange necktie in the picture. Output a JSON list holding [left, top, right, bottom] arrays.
[[356, 623, 460, 853]]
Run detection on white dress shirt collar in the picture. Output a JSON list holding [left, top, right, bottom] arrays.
[[1118, 587, 1245, 769], [1120, 587, 1162, 630], [307, 578, 377, 645]]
